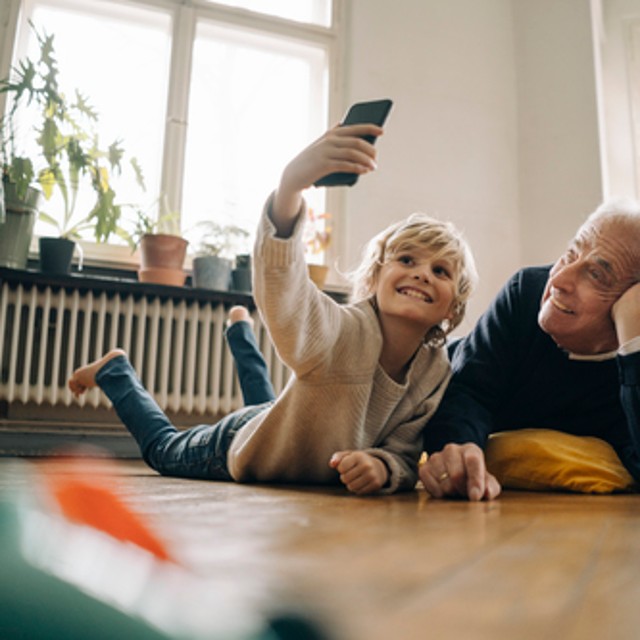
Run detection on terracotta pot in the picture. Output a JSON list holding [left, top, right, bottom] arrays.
[[139, 234, 188, 270], [138, 234, 188, 286], [139, 267, 187, 287]]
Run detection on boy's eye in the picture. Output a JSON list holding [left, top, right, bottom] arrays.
[[433, 265, 451, 278], [397, 255, 414, 266]]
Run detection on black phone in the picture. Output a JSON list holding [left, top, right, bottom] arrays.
[[314, 98, 393, 188]]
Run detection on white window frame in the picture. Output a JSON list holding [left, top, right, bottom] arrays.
[[0, 0, 346, 272]]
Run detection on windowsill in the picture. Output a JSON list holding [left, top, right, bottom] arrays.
[[10, 259, 348, 303], [26, 237, 350, 299]]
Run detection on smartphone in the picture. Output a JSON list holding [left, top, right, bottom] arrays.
[[314, 98, 393, 188]]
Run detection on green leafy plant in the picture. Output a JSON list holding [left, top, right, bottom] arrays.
[[0, 23, 145, 241], [192, 220, 250, 259], [119, 195, 181, 251]]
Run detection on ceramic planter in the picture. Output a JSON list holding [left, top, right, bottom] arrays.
[[231, 254, 252, 293], [192, 255, 232, 291], [39, 237, 77, 274], [0, 183, 41, 269], [138, 234, 188, 286]]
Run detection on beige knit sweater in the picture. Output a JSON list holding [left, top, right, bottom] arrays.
[[227, 197, 452, 493]]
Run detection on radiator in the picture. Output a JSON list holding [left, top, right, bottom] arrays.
[[0, 281, 288, 421]]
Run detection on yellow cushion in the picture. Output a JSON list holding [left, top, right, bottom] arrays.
[[485, 429, 636, 494]]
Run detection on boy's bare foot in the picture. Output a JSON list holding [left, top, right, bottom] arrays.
[[68, 349, 127, 397], [227, 305, 253, 328]]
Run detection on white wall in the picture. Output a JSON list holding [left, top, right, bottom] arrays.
[[339, 0, 604, 330], [513, 0, 602, 268]]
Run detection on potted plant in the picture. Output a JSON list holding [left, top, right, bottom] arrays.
[[231, 252, 252, 293], [0, 42, 42, 270], [0, 169, 41, 270], [190, 221, 250, 291], [304, 209, 332, 288], [121, 198, 188, 286], [0, 23, 145, 273]]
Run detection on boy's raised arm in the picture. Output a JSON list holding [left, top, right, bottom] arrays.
[[270, 123, 382, 238]]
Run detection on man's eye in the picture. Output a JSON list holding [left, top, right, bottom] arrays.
[[589, 268, 603, 282]]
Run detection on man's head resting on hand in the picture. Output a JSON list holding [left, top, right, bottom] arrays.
[[538, 199, 640, 356]]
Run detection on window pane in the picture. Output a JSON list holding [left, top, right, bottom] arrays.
[[182, 19, 328, 256], [202, 0, 332, 27], [15, 0, 171, 241]]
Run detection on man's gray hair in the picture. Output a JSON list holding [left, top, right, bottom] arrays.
[[585, 197, 640, 279], [588, 197, 640, 223]]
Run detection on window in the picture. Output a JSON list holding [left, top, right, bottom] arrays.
[[181, 17, 329, 251], [203, 0, 332, 27], [595, 1, 640, 199], [4, 0, 336, 263]]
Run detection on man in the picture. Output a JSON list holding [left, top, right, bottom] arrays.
[[419, 199, 640, 501]]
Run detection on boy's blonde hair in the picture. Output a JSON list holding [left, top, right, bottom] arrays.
[[350, 213, 478, 346]]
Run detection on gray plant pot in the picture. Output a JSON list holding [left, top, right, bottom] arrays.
[[0, 184, 41, 269], [231, 267, 252, 293], [39, 237, 77, 274], [192, 255, 232, 291]]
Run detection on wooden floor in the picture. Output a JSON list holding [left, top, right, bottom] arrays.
[[1, 456, 640, 640]]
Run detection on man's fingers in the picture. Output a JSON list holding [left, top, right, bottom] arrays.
[[419, 454, 448, 498], [484, 472, 502, 500], [441, 444, 468, 495], [462, 448, 486, 501], [421, 443, 497, 501]]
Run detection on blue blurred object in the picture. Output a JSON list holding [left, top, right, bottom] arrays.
[[0, 498, 173, 640]]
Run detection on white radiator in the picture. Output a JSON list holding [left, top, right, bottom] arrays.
[[0, 281, 288, 420]]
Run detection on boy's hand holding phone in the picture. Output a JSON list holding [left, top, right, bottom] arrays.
[[271, 98, 393, 236], [281, 124, 381, 193], [315, 98, 393, 187], [272, 123, 382, 235]]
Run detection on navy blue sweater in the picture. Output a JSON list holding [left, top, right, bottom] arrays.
[[424, 266, 640, 482]]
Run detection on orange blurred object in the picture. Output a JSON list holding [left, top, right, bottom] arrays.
[[40, 456, 176, 563]]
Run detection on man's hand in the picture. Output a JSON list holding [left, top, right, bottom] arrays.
[[329, 450, 388, 495], [419, 443, 501, 501], [612, 282, 640, 346]]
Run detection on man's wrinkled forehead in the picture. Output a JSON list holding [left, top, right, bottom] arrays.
[[574, 216, 640, 282]]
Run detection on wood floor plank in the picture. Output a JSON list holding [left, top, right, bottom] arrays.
[[1, 458, 639, 640]]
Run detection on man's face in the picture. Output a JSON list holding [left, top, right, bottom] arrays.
[[538, 216, 639, 355]]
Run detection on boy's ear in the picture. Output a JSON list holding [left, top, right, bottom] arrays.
[[446, 300, 462, 322]]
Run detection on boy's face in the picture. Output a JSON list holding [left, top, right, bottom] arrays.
[[374, 246, 458, 334]]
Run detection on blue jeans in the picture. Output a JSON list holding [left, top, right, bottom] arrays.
[[226, 320, 275, 405], [96, 321, 276, 480]]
